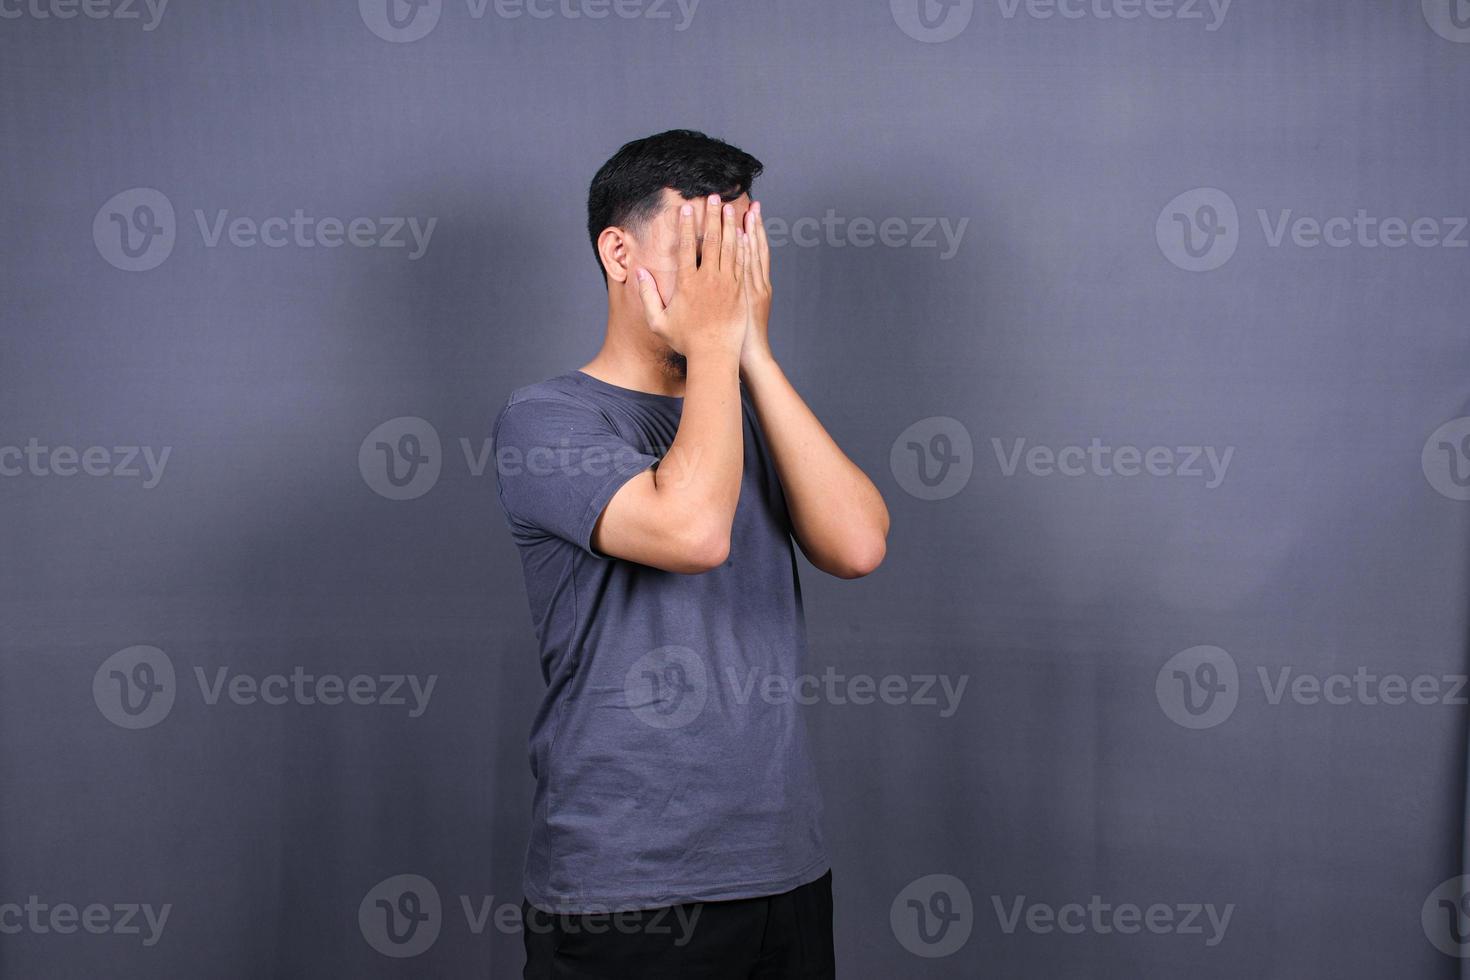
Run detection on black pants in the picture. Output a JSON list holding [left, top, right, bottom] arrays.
[[522, 871, 835, 979]]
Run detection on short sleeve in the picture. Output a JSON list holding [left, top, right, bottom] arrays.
[[492, 397, 660, 555]]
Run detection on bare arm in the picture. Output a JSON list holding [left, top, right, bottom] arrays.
[[738, 201, 890, 579], [592, 196, 750, 574]]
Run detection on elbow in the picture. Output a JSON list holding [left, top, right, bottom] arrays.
[[676, 522, 731, 575], [828, 534, 887, 580]]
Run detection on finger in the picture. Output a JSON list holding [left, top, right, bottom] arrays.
[[735, 228, 749, 287], [745, 206, 765, 287], [740, 228, 754, 297], [676, 203, 697, 273], [720, 203, 738, 276], [701, 193, 722, 269], [633, 268, 665, 324], [752, 200, 771, 288]]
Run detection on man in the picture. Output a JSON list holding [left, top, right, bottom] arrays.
[[493, 129, 890, 979]]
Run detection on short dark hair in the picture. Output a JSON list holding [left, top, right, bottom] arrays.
[[586, 129, 763, 282]]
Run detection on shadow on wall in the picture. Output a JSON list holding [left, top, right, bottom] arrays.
[[188, 187, 552, 976]]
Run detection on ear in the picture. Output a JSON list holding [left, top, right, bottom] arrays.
[[596, 226, 631, 284]]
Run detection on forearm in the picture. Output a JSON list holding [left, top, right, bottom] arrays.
[[655, 343, 745, 546], [741, 352, 889, 578]]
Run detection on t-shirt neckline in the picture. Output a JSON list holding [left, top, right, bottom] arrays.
[[570, 370, 684, 403]]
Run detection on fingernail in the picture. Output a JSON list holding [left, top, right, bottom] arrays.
[[681, 204, 693, 216], [636, 268, 648, 281], [709, 194, 720, 206]]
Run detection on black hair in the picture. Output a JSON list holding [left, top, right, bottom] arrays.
[[586, 129, 763, 283]]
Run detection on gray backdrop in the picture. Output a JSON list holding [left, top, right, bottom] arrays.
[[2, 1, 1469, 977]]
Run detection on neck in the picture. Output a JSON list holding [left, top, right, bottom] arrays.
[[579, 291, 688, 397]]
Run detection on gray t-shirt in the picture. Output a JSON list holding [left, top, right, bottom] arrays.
[[492, 370, 828, 914]]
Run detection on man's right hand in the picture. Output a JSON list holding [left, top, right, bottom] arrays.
[[634, 194, 749, 359]]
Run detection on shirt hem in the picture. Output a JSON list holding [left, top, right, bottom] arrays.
[[524, 853, 831, 915]]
